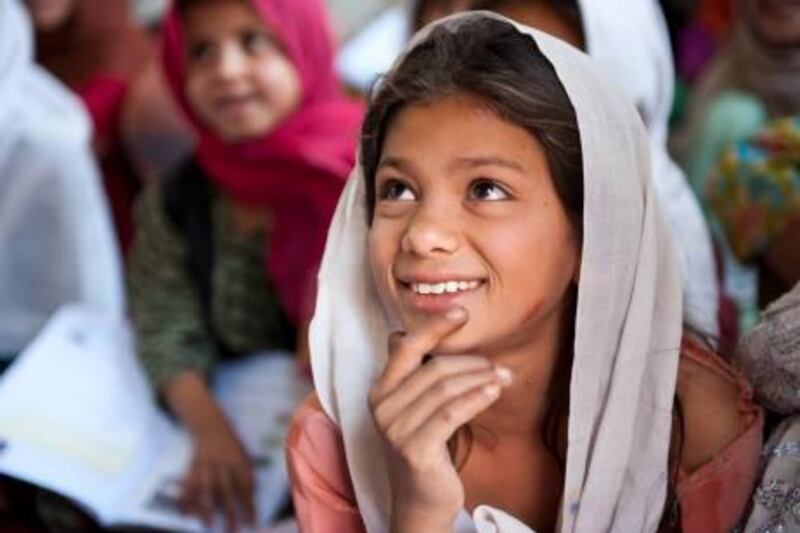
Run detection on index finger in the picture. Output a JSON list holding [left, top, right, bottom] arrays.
[[234, 464, 256, 526], [376, 306, 468, 394]]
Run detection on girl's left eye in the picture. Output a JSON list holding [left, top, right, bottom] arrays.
[[469, 179, 509, 201], [241, 30, 272, 52]]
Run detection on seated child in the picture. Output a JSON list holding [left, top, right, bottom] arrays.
[[287, 13, 763, 532], [128, 0, 362, 529]]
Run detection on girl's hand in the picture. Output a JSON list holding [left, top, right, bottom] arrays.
[[368, 307, 512, 533], [182, 412, 256, 533], [163, 371, 255, 532]]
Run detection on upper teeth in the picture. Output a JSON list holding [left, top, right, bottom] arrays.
[[412, 280, 481, 295]]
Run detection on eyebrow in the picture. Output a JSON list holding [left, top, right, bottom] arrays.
[[377, 156, 525, 174], [377, 156, 415, 174], [452, 156, 525, 173]]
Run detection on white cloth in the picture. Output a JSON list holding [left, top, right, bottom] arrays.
[[577, 0, 719, 337], [0, 0, 124, 356], [336, 5, 409, 91], [311, 12, 683, 533], [337, 0, 717, 336]]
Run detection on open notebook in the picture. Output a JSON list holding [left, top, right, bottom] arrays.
[[0, 305, 308, 531]]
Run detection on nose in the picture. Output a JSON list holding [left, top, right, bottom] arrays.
[[214, 42, 248, 81], [401, 202, 460, 257]]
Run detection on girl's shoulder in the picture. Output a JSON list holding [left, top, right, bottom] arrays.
[[288, 393, 341, 445], [286, 394, 366, 532], [676, 335, 764, 530], [677, 334, 762, 473]]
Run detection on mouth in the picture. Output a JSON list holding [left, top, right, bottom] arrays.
[[214, 94, 259, 114], [398, 277, 486, 313], [408, 280, 482, 295]]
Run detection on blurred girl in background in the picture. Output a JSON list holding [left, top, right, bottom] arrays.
[[128, 0, 362, 529]]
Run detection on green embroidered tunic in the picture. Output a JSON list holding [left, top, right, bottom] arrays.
[[128, 183, 292, 393]]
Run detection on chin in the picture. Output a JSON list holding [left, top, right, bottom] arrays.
[[428, 329, 482, 356], [33, 12, 66, 31]]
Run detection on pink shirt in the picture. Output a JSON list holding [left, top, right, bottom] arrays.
[[287, 339, 763, 532]]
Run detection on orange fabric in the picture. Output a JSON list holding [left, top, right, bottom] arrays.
[[286, 395, 366, 533], [286, 340, 763, 532]]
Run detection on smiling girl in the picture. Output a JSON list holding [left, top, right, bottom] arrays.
[[127, 0, 361, 529], [287, 13, 763, 533]]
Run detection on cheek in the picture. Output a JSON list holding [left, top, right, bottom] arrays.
[[485, 212, 578, 308], [257, 57, 302, 112], [367, 225, 398, 298], [184, 75, 209, 115]]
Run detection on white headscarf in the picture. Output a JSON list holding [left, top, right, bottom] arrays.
[[577, 0, 719, 337], [311, 12, 683, 533], [0, 0, 124, 356]]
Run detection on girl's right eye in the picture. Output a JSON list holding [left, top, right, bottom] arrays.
[[188, 41, 215, 63], [377, 179, 416, 201]]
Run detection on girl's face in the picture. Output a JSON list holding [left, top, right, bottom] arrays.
[[24, 0, 75, 31], [368, 93, 580, 355], [745, 0, 800, 47], [183, 0, 302, 142]]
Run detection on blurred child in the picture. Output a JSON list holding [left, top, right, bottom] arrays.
[[680, 0, 800, 329], [287, 13, 762, 532], [128, 0, 362, 529], [0, 0, 123, 367], [683, 0, 800, 193], [24, 0, 191, 251], [0, 2, 123, 529]]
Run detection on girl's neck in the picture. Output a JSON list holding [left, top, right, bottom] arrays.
[[470, 318, 567, 443], [226, 196, 271, 236]]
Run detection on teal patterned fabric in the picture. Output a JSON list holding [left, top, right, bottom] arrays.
[[708, 117, 800, 263]]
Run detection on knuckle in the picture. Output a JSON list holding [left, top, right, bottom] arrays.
[[384, 421, 406, 445], [367, 387, 383, 409], [370, 402, 391, 430], [439, 405, 459, 425], [432, 379, 454, 398], [387, 331, 404, 352]]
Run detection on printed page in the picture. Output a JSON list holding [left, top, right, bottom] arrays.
[[0, 306, 310, 530], [0, 305, 160, 525], [117, 352, 311, 530]]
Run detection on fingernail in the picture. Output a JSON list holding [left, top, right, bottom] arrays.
[[446, 307, 467, 321], [495, 366, 513, 385], [483, 384, 501, 397]]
